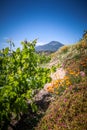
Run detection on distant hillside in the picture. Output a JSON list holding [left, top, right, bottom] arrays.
[[35, 41, 64, 52]]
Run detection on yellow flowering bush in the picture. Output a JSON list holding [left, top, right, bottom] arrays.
[[45, 67, 86, 96], [59, 45, 69, 54]]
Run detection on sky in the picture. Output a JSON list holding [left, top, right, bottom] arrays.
[[0, 0, 87, 49]]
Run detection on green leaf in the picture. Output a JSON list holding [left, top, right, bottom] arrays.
[[4, 47, 9, 54], [16, 48, 20, 53]]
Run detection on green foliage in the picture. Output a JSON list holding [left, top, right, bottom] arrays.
[[0, 40, 51, 129], [51, 66, 57, 73], [38, 52, 51, 64]]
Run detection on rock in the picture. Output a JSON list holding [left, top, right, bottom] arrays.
[[34, 89, 54, 111]]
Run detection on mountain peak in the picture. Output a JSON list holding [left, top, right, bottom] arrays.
[[35, 41, 64, 52]]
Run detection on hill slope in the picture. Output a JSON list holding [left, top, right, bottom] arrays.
[[35, 34, 87, 130], [35, 41, 64, 52]]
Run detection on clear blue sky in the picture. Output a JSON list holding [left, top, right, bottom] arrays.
[[0, 0, 87, 49]]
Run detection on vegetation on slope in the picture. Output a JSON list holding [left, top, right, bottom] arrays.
[[35, 33, 87, 130], [48, 32, 87, 68]]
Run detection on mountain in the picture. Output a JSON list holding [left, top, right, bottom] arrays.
[[35, 41, 64, 52]]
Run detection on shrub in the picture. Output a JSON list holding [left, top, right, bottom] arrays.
[[0, 40, 51, 130]]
